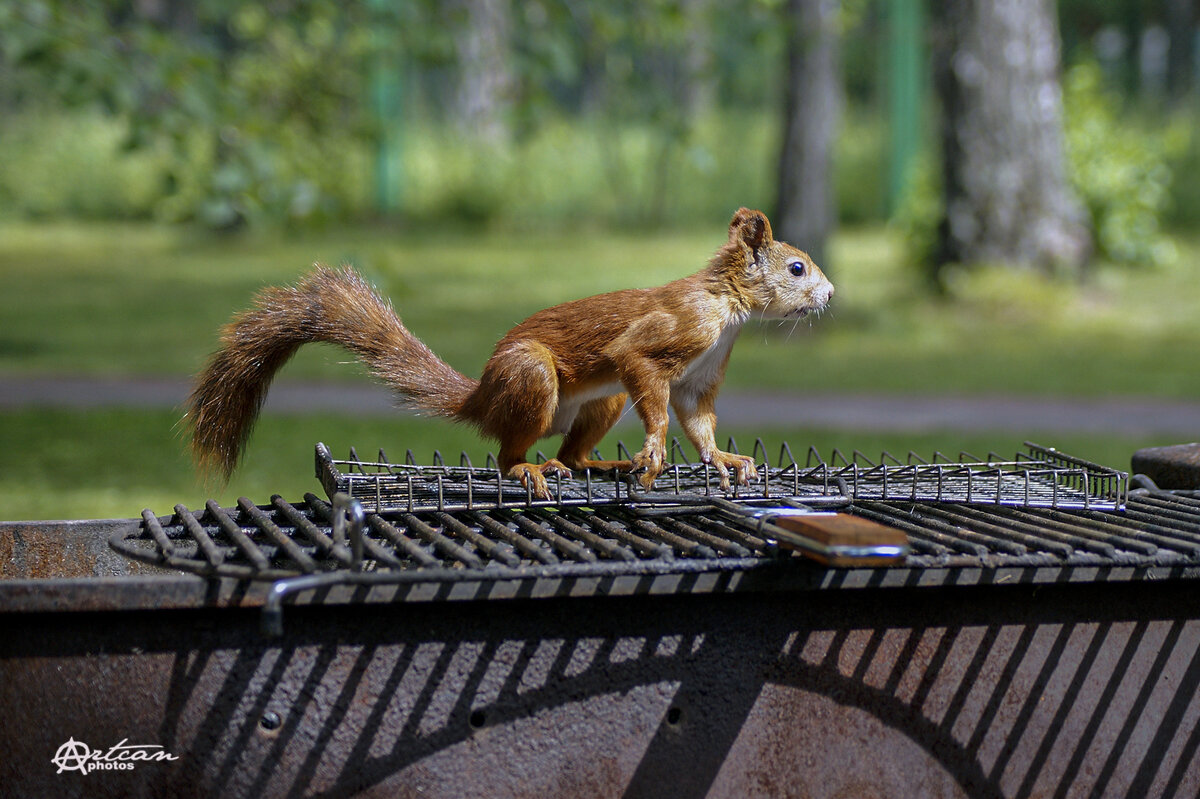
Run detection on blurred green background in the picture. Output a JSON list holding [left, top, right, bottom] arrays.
[[0, 0, 1197, 520]]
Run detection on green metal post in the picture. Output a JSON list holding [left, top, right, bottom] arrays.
[[369, 2, 402, 215], [887, 0, 923, 212]]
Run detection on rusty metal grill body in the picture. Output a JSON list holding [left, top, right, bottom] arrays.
[[6, 440, 1200, 799]]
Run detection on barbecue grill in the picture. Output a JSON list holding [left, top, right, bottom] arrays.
[[3, 438, 1199, 798]]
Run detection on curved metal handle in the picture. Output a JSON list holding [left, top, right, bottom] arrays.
[[331, 492, 365, 570]]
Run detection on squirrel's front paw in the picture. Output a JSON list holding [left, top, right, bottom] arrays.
[[632, 444, 666, 490], [707, 451, 759, 491]]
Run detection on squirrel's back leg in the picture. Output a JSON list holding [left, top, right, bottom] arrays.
[[474, 341, 570, 499], [556, 394, 633, 473]]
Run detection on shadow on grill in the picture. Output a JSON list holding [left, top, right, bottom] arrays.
[[67, 580, 1196, 798]]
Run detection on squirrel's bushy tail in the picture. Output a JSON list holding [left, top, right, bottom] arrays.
[[186, 265, 478, 481]]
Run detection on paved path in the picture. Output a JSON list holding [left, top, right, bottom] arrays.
[[2, 375, 1197, 439]]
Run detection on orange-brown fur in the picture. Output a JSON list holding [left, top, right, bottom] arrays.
[[187, 208, 834, 498]]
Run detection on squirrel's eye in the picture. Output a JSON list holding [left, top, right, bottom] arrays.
[[789, 261, 806, 277]]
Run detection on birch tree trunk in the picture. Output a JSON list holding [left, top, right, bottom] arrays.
[[932, 0, 1090, 277], [775, 0, 841, 269]]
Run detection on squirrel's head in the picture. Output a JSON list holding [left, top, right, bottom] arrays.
[[721, 207, 834, 320]]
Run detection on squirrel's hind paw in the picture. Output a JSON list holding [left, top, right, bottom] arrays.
[[508, 459, 572, 500]]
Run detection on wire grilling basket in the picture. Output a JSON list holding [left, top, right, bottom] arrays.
[[316, 439, 1129, 514]]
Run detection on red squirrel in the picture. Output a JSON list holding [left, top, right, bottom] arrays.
[[187, 208, 833, 499]]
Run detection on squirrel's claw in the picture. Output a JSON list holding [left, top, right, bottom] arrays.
[[511, 460, 572, 501], [708, 451, 758, 492], [632, 443, 666, 490]]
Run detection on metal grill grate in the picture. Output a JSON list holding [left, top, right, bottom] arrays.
[[116, 492, 778, 582], [113, 490, 1200, 586], [112, 489, 1200, 635], [316, 440, 1128, 513]]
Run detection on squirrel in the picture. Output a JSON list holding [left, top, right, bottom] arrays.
[[186, 207, 833, 499]]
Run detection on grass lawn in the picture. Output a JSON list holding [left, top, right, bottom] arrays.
[[0, 220, 1195, 520], [1, 220, 1198, 396]]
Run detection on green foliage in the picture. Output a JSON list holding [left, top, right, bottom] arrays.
[[890, 150, 943, 283], [0, 0, 890, 230], [1166, 118, 1200, 228], [1063, 62, 1189, 269], [0, 109, 165, 219], [2, 0, 377, 227], [833, 108, 887, 224], [0, 105, 899, 230], [401, 112, 779, 229]]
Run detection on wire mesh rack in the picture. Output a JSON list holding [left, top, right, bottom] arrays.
[[316, 439, 1129, 513]]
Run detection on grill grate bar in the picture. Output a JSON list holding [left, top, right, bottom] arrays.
[[848, 503, 981, 557], [205, 500, 272, 571], [531, 509, 636, 562], [683, 514, 771, 554], [992, 506, 1159, 557], [563, 508, 674, 560], [872, 503, 1029, 556], [467, 511, 560, 565], [140, 508, 177, 558], [272, 495, 354, 566], [1118, 507, 1200, 548], [398, 513, 486, 569], [365, 515, 438, 568], [238, 498, 320, 573], [503, 510, 598, 563], [1142, 491, 1200, 511], [923, 504, 1093, 557], [1074, 508, 1200, 558], [653, 515, 753, 558], [1124, 504, 1200, 531], [1128, 495, 1200, 536], [953, 506, 1119, 558], [174, 504, 226, 567], [431, 512, 522, 568], [618, 510, 718, 559]]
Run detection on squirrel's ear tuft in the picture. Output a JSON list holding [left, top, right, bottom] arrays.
[[729, 208, 773, 250]]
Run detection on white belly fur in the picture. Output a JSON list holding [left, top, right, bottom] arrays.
[[550, 381, 624, 435], [670, 323, 741, 412]]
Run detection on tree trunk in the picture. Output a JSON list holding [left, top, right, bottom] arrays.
[[931, 0, 1090, 278], [1165, 0, 1196, 102], [681, 0, 717, 119], [453, 0, 513, 146], [775, 0, 841, 269]]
